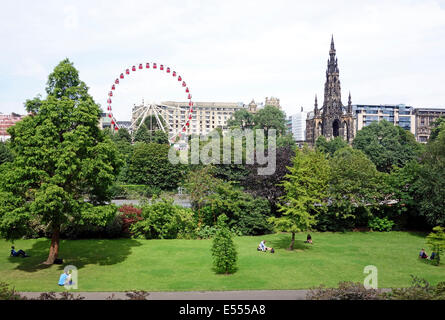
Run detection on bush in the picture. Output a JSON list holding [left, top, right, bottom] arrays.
[[426, 226, 445, 266], [307, 282, 384, 300], [119, 205, 143, 236], [386, 276, 445, 300], [201, 181, 273, 236], [368, 216, 395, 232], [211, 215, 237, 274], [131, 198, 196, 239], [0, 282, 23, 300], [196, 225, 219, 239]]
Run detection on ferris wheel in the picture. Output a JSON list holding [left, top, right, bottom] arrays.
[[106, 62, 194, 143]]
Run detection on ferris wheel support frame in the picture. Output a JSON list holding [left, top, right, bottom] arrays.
[[106, 62, 194, 144]]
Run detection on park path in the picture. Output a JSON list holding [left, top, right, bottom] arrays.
[[19, 289, 309, 300]]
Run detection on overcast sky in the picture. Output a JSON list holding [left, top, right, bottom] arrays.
[[1, 0, 445, 120]]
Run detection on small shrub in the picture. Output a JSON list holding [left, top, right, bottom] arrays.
[[35, 292, 85, 300], [307, 282, 384, 300], [0, 282, 23, 300], [426, 226, 445, 266], [131, 199, 196, 239], [196, 225, 218, 239], [368, 216, 395, 232], [119, 205, 143, 236], [125, 291, 150, 300], [386, 276, 445, 300], [211, 215, 238, 274]]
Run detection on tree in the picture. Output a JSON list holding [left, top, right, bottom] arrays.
[[429, 117, 445, 141], [115, 128, 132, 143], [133, 124, 169, 144], [128, 142, 186, 190], [426, 226, 445, 265], [315, 136, 348, 157], [0, 142, 14, 165], [253, 105, 287, 135], [326, 147, 384, 229], [352, 120, 422, 172], [0, 59, 122, 264], [211, 214, 237, 274], [227, 109, 255, 129], [203, 180, 272, 235], [414, 127, 445, 226], [270, 146, 330, 250], [242, 145, 295, 215]]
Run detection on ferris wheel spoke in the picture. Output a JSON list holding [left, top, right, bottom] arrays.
[[106, 62, 194, 143]]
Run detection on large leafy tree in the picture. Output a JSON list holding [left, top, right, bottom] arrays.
[[315, 136, 348, 157], [352, 120, 422, 172], [253, 105, 287, 135], [270, 146, 330, 250], [0, 59, 121, 264], [429, 117, 445, 142], [227, 109, 255, 129], [0, 141, 14, 165], [128, 142, 186, 190], [242, 145, 295, 215], [414, 127, 445, 226], [327, 147, 384, 227]]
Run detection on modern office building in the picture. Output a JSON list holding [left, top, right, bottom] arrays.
[[287, 107, 307, 143], [353, 104, 416, 136], [414, 108, 445, 142]]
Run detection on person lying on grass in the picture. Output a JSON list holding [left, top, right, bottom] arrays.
[[10, 246, 29, 258], [257, 240, 274, 253]]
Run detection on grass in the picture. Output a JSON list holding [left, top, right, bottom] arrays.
[[1, 232, 443, 292]]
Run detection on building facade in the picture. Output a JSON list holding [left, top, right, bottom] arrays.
[[287, 107, 307, 143], [265, 97, 281, 109], [130, 101, 247, 137], [306, 36, 355, 146], [353, 104, 416, 136], [0, 113, 24, 141], [414, 108, 445, 143]]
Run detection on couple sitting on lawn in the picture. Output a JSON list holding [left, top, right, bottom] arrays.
[[257, 240, 274, 253], [419, 248, 437, 260]]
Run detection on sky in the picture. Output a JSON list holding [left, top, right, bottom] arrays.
[[1, 0, 445, 121]]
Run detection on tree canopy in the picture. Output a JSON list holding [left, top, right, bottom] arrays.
[[0, 59, 122, 264], [352, 120, 422, 172]]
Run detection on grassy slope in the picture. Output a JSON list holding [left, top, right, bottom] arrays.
[[1, 232, 443, 292]]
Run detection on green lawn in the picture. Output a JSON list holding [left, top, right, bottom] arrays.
[[1, 232, 443, 292]]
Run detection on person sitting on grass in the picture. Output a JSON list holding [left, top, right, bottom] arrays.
[[58, 271, 72, 286], [10, 246, 29, 258], [419, 248, 428, 259], [305, 234, 313, 244], [258, 240, 274, 253], [429, 252, 437, 260]]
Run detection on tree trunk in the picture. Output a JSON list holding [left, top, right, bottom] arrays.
[[43, 226, 60, 265], [288, 232, 295, 251]]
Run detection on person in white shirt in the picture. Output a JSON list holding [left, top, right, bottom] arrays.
[[258, 240, 273, 252]]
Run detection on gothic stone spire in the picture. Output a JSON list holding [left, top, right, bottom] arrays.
[[323, 35, 342, 116]]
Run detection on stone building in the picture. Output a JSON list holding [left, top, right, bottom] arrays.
[[306, 36, 355, 146], [414, 108, 445, 143], [265, 97, 281, 109]]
